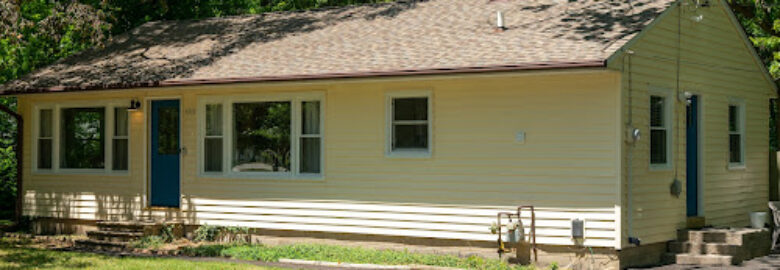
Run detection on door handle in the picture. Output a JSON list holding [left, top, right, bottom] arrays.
[[179, 147, 187, 155]]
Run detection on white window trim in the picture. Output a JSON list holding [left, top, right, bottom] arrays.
[[728, 98, 746, 169], [197, 92, 325, 180], [385, 90, 433, 159], [648, 87, 673, 171], [32, 100, 131, 176]]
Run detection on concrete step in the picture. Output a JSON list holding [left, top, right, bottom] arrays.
[[86, 230, 143, 243], [74, 239, 130, 252], [667, 241, 741, 257], [96, 220, 158, 234], [675, 254, 739, 266], [677, 229, 747, 245]]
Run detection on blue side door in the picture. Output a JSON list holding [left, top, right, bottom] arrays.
[[686, 95, 699, 217], [150, 100, 181, 207]]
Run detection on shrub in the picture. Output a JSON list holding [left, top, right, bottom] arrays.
[[193, 224, 221, 242], [130, 236, 165, 250], [192, 225, 249, 243]]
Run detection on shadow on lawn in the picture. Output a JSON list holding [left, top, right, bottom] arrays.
[[1, 248, 93, 269]]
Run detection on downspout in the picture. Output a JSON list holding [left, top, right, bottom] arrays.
[[0, 102, 23, 223]]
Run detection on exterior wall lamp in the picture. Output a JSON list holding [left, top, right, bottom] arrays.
[[128, 99, 142, 111]]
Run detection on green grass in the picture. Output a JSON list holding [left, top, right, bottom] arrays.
[[0, 238, 278, 270], [182, 243, 538, 270]]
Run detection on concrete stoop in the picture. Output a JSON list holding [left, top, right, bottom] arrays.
[[665, 228, 771, 266], [74, 220, 183, 252]]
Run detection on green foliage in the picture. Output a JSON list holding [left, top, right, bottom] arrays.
[[193, 225, 249, 243], [130, 235, 166, 249], [193, 224, 222, 242], [130, 223, 177, 249], [182, 243, 539, 270], [0, 143, 16, 220], [728, 0, 780, 78], [160, 223, 176, 243]]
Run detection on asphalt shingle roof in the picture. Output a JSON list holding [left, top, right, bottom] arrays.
[[1, 0, 675, 94]]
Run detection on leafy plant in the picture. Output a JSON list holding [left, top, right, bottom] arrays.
[[159, 223, 176, 243], [193, 225, 249, 243], [193, 224, 221, 242], [130, 235, 165, 249]]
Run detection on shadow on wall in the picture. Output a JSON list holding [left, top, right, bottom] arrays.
[[26, 191, 199, 230], [4, 2, 420, 93]]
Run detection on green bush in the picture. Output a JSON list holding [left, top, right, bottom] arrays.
[[130, 236, 165, 250], [192, 225, 249, 243], [193, 224, 222, 242]]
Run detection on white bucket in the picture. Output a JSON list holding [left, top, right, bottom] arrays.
[[750, 212, 768, 229]]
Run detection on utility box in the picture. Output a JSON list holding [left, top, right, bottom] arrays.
[[572, 219, 584, 240]]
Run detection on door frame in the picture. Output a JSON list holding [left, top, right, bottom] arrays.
[[685, 92, 705, 217], [144, 96, 183, 209]]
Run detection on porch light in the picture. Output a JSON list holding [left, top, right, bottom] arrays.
[[128, 99, 142, 111]]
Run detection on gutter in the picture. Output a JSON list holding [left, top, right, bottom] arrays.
[[1, 60, 607, 95], [0, 103, 22, 223]]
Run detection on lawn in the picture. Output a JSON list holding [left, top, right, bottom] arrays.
[[0, 238, 276, 270], [181, 243, 539, 270]]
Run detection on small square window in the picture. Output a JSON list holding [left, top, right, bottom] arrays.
[[388, 95, 430, 156]]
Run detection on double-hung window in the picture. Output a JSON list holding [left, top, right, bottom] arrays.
[[728, 100, 745, 167], [37, 109, 54, 170], [387, 92, 432, 157], [34, 102, 130, 173], [200, 93, 323, 178], [649, 92, 671, 168]]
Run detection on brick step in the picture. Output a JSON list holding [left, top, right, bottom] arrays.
[[74, 239, 130, 252], [675, 254, 739, 266], [667, 241, 741, 256], [86, 230, 143, 243]]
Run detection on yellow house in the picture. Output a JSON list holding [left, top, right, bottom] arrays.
[[1, 0, 776, 268]]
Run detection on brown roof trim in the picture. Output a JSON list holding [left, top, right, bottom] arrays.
[[2, 60, 606, 95]]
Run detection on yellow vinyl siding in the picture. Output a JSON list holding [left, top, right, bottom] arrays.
[[19, 70, 622, 247], [612, 1, 773, 246]]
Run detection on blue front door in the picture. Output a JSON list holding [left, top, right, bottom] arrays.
[[150, 100, 181, 207], [686, 95, 700, 217]]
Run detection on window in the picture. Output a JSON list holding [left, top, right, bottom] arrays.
[[300, 101, 321, 174], [60, 108, 105, 169], [37, 109, 53, 170], [204, 104, 223, 172], [728, 101, 745, 166], [34, 102, 130, 174], [233, 101, 291, 173], [650, 94, 670, 167], [199, 94, 323, 178], [113, 107, 129, 171], [387, 93, 431, 157]]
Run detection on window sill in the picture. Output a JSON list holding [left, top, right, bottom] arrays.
[[32, 170, 130, 177], [727, 164, 746, 170], [386, 149, 432, 159], [198, 172, 325, 182], [649, 164, 673, 172]]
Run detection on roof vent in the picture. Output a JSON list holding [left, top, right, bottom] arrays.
[[496, 11, 506, 32]]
